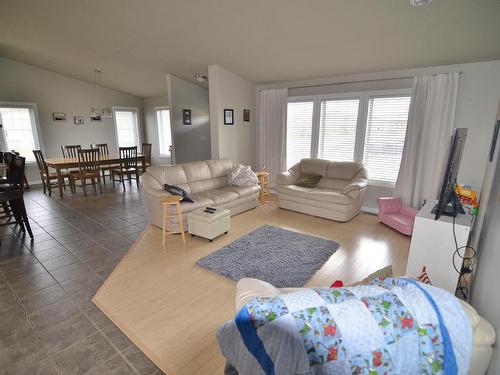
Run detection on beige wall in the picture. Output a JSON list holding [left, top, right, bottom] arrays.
[[208, 65, 256, 169], [143, 95, 171, 166], [167, 75, 211, 164], [0, 57, 143, 182]]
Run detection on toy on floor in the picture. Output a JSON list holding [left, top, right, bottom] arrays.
[[377, 197, 418, 236]]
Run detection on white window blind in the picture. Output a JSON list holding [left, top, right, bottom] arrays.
[[318, 99, 359, 162], [156, 108, 172, 156], [286, 101, 314, 168], [114, 108, 139, 148], [0, 106, 38, 162], [363, 96, 411, 184]]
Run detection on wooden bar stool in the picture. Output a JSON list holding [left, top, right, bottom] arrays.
[[256, 171, 271, 205], [160, 195, 186, 246]]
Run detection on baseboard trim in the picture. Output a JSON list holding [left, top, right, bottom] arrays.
[[362, 206, 378, 215]]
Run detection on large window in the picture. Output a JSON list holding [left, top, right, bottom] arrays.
[[0, 104, 40, 162], [318, 98, 359, 162], [363, 96, 411, 183], [113, 107, 140, 148], [156, 107, 172, 157], [286, 90, 411, 185], [286, 101, 314, 168]]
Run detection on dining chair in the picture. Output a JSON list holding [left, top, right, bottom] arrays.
[[140, 143, 152, 171], [33, 150, 69, 196], [0, 152, 14, 184], [90, 143, 118, 184], [69, 148, 103, 197], [61, 145, 81, 158], [61, 144, 82, 175], [111, 146, 140, 190], [0, 155, 33, 238], [0, 152, 15, 218]]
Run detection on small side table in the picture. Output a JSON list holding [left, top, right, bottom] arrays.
[[256, 171, 271, 205], [160, 195, 186, 246]]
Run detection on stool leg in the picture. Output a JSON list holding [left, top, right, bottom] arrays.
[[162, 204, 168, 246], [176, 203, 186, 245]]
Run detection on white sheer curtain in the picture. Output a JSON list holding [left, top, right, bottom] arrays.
[[257, 88, 288, 186], [394, 73, 460, 208]]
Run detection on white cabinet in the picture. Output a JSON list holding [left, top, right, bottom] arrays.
[[406, 199, 474, 294]]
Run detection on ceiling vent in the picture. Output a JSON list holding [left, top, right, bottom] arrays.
[[410, 0, 433, 6]]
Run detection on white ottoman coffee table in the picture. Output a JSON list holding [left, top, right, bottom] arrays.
[[187, 207, 231, 242]]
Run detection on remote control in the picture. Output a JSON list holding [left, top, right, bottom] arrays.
[[206, 207, 216, 211]]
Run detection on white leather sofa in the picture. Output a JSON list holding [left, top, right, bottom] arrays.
[[142, 158, 260, 232], [276, 158, 368, 222], [235, 278, 496, 375]]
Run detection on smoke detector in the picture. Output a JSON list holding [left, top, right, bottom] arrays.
[[410, 0, 432, 5], [195, 74, 207, 82]]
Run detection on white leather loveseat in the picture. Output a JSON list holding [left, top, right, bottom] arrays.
[[142, 158, 260, 232], [276, 158, 368, 222]]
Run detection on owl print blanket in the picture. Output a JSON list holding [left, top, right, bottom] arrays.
[[217, 277, 472, 375]]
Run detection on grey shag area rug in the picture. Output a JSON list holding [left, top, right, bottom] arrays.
[[196, 225, 339, 287]]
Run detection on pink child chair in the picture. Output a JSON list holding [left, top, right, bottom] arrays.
[[377, 197, 418, 236]]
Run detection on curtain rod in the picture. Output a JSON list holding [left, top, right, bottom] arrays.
[[258, 71, 463, 92]]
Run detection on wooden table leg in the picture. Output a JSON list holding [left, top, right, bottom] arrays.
[[56, 167, 64, 198], [176, 203, 186, 245], [141, 156, 146, 174], [162, 204, 168, 247]]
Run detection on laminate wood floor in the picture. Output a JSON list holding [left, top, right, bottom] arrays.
[[93, 200, 410, 375]]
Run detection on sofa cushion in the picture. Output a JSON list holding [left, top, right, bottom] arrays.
[[194, 189, 239, 205], [189, 177, 227, 194], [299, 158, 330, 177], [178, 195, 214, 213], [277, 185, 352, 205], [295, 173, 322, 188], [147, 165, 188, 187], [326, 161, 365, 180], [316, 178, 350, 191], [308, 188, 353, 205], [221, 185, 260, 198], [207, 158, 233, 178], [276, 185, 314, 197], [182, 161, 212, 182]]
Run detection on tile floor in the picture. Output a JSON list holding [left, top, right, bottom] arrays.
[[0, 182, 164, 374]]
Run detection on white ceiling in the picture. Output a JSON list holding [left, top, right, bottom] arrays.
[[1, 0, 499, 98]]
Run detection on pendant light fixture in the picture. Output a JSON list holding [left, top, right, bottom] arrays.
[[90, 69, 112, 121]]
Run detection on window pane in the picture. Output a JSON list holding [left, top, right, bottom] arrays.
[[115, 110, 138, 147], [363, 96, 411, 183], [286, 101, 313, 168], [0, 107, 37, 162], [156, 109, 172, 156], [318, 99, 359, 162]]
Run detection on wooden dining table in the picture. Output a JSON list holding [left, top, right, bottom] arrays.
[[45, 154, 146, 198]]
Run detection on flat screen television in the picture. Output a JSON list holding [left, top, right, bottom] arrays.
[[431, 128, 468, 220]]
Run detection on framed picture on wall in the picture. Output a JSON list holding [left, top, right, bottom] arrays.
[[183, 109, 192, 125], [73, 116, 84, 125], [224, 109, 234, 125], [243, 109, 250, 122], [90, 115, 101, 122], [52, 112, 66, 121]]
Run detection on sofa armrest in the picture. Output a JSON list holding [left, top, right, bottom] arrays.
[[142, 173, 171, 199], [401, 205, 418, 218], [276, 171, 297, 186], [343, 179, 367, 196]]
